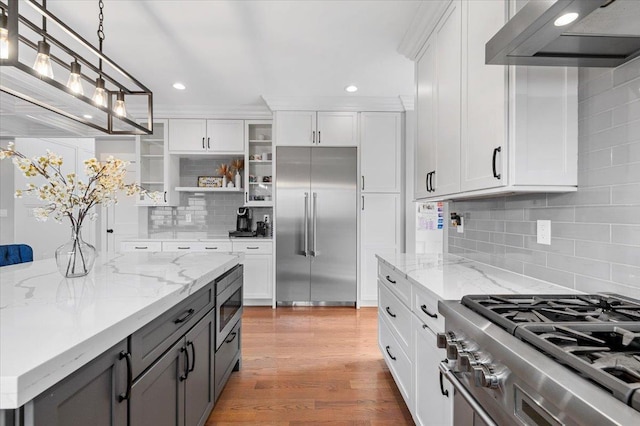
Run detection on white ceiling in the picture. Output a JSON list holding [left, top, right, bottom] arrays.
[[38, 0, 420, 117]]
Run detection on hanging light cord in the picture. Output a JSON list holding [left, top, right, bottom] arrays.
[[97, 0, 104, 71], [42, 0, 47, 41]]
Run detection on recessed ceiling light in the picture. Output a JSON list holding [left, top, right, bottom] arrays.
[[83, 114, 92, 119], [173, 82, 186, 90], [345, 85, 358, 93], [554, 12, 579, 27]]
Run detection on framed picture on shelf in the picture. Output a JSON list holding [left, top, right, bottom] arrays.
[[197, 176, 223, 188]]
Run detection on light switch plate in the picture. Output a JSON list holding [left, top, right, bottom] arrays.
[[457, 216, 464, 234], [537, 220, 551, 245]]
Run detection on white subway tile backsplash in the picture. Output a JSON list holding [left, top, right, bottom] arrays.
[[523, 264, 574, 288], [612, 142, 640, 166], [547, 186, 610, 206], [575, 275, 640, 299], [611, 264, 640, 287], [575, 205, 640, 225], [611, 225, 640, 246], [575, 241, 640, 266], [547, 254, 610, 281], [612, 99, 640, 127], [523, 236, 575, 256], [550, 222, 610, 242], [612, 57, 640, 86]]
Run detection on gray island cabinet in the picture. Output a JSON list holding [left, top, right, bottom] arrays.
[[0, 253, 243, 426]]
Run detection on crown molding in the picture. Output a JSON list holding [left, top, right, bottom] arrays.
[[148, 104, 273, 120], [262, 96, 408, 112], [399, 96, 414, 111], [397, 0, 451, 60]]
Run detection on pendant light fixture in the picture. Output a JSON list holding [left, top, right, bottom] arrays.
[[0, 0, 153, 135], [113, 91, 126, 117], [0, 8, 8, 60], [32, 0, 53, 78], [66, 60, 84, 95]]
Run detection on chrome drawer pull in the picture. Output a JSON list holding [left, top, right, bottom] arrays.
[[385, 275, 396, 284], [421, 304, 438, 319], [385, 306, 396, 318]]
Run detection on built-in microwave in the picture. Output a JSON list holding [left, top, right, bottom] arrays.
[[215, 265, 243, 348]]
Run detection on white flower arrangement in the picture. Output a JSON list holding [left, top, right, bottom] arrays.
[[0, 142, 159, 230]]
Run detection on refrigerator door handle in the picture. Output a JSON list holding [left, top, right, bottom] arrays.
[[311, 192, 318, 257], [304, 192, 309, 257]]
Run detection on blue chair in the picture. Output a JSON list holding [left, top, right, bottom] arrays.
[[0, 244, 34, 267]]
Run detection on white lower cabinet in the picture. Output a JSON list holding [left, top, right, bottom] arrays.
[[231, 241, 273, 305], [412, 315, 452, 426], [378, 259, 453, 425]]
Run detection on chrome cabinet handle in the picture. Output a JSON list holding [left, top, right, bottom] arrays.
[[385, 306, 396, 318], [311, 192, 318, 256], [385, 345, 396, 361], [118, 351, 132, 402], [304, 192, 309, 257], [421, 304, 438, 319]]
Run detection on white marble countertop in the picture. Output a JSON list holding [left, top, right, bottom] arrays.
[[377, 253, 580, 302], [123, 237, 272, 242], [0, 252, 242, 409]]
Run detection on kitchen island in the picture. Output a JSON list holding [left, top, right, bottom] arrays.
[[0, 252, 243, 425]]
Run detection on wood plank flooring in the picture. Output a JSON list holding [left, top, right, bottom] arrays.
[[206, 306, 414, 425]]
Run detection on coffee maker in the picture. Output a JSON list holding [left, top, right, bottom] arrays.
[[230, 207, 254, 237]]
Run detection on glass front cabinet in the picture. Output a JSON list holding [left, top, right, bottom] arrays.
[[244, 120, 273, 206], [136, 119, 179, 206]]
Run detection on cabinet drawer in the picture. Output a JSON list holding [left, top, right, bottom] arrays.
[[232, 241, 272, 254], [162, 241, 232, 252], [413, 285, 445, 333], [130, 283, 214, 378], [120, 241, 162, 252], [378, 313, 411, 405], [379, 282, 411, 352], [215, 320, 241, 402], [378, 262, 411, 306]]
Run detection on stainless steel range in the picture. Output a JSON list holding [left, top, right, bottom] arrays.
[[437, 294, 640, 426]]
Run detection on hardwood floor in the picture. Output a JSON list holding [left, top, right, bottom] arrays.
[[206, 306, 414, 425]]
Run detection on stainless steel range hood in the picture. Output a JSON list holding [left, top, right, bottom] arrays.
[[486, 0, 640, 67]]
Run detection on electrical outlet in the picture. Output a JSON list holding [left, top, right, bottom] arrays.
[[185, 213, 192, 223], [263, 214, 270, 224], [457, 216, 464, 234], [537, 220, 551, 245]]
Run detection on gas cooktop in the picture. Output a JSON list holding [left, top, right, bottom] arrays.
[[461, 293, 640, 412]]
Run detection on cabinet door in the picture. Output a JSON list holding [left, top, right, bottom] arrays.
[[275, 111, 316, 146], [360, 194, 400, 303], [412, 316, 452, 426], [168, 119, 206, 152], [184, 311, 215, 426], [130, 339, 185, 426], [317, 112, 358, 147], [242, 254, 273, 301], [360, 112, 402, 193], [461, 0, 507, 192], [207, 120, 245, 153], [31, 340, 128, 426], [415, 36, 436, 200], [432, 0, 461, 197]]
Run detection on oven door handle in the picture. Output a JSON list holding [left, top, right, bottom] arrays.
[[438, 362, 498, 426]]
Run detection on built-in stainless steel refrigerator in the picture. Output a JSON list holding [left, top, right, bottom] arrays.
[[276, 147, 357, 304]]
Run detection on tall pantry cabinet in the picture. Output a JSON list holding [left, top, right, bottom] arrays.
[[360, 112, 403, 306]]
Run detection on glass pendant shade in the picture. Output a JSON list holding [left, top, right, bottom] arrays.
[[92, 77, 108, 107], [0, 13, 8, 60], [113, 91, 126, 117], [33, 40, 54, 78], [66, 61, 84, 95]]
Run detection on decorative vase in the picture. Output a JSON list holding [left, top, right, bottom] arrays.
[[55, 227, 96, 278], [222, 175, 227, 187], [235, 171, 242, 189]]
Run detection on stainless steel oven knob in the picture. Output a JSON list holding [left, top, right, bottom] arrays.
[[458, 353, 476, 372], [446, 341, 465, 360], [472, 365, 501, 389], [436, 332, 455, 349]]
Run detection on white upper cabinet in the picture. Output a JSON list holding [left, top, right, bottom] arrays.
[[206, 120, 246, 153], [414, 0, 577, 201], [360, 112, 402, 193], [137, 119, 179, 207], [168, 119, 244, 154], [414, 0, 461, 199], [275, 111, 358, 147]]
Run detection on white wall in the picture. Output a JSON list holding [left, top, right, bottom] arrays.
[[0, 138, 15, 244]]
